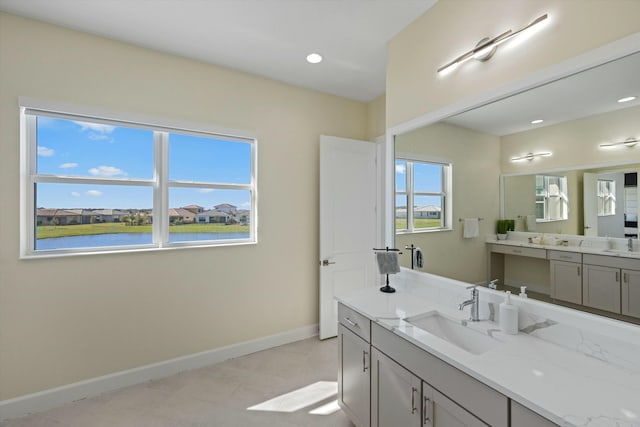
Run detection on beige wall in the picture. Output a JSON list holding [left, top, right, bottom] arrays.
[[0, 13, 374, 400], [395, 122, 500, 283], [387, 0, 640, 127], [501, 105, 640, 174], [366, 94, 386, 140]]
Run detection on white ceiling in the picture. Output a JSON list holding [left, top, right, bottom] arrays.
[[444, 51, 640, 136], [0, 0, 437, 102]]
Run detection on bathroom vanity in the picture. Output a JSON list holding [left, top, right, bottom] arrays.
[[336, 268, 640, 427], [487, 232, 640, 322]]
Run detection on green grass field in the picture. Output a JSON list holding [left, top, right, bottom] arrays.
[[395, 218, 441, 230], [37, 222, 250, 239]]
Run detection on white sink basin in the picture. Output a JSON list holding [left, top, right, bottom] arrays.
[[404, 311, 501, 355], [604, 248, 638, 255]]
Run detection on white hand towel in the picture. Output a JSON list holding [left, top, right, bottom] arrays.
[[526, 215, 536, 232], [463, 218, 479, 239], [376, 252, 400, 275]]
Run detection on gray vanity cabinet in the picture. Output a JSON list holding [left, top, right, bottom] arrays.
[[582, 263, 621, 313], [511, 401, 558, 426], [338, 324, 370, 427], [338, 303, 371, 427], [371, 348, 421, 427], [422, 382, 488, 427], [549, 251, 582, 304], [621, 268, 640, 317]]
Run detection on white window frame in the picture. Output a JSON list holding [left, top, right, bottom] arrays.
[[535, 174, 569, 222], [20, 98, 257, 258], [395, 155, 452, 233], [597, 179, 616, 216]]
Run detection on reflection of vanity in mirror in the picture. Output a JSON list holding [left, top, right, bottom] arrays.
[[394, 50, 640, 325]]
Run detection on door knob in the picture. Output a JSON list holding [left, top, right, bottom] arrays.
[[321, 259, 336, 266]]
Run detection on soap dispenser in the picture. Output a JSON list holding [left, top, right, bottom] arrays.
[[499, 291, 518, 334], [519, 286, 528, 298]]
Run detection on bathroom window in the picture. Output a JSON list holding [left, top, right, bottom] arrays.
[[21, 102, 257, 257], [535, 175, 568, 221], [395, 158, 451, 233], [597, 179, 616, 216]]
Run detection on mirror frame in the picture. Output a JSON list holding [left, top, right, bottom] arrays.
[[384, 32, 640, 247]]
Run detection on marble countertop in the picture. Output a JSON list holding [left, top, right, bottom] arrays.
[[336, 270, 640, 427], [486, 232, 640, 259]]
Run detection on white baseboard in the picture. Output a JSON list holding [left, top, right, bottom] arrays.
[[0, 324, 319, 422]]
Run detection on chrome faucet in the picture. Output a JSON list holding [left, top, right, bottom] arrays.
[[458, 285, 480, 322], [629, 237, 634, 252]]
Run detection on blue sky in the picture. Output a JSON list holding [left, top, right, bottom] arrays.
[[36, 117, 252, 210]]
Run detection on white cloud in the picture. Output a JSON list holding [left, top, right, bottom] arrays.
[[86, 190, 102, 197], [71, 191, 81, 197], [88, 165, 126, 177], [37, 146, 55, 157], [395, 164, 406, 174], [59, 162, 78, 169], [241, 202, 251, 207], [198, 188, 215, 193], [73, 121, 115, 134], [88, 133, 114, 142]]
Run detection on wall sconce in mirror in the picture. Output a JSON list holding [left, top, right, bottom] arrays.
[[511, 152, 552, 162], [438, 13, 548, 74], [599, 137, 639, 148]]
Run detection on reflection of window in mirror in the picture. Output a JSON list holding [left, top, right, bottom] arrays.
[[535, 175, 568, 222], [395, 158, 450, 232], [597, 179, 616, 216]]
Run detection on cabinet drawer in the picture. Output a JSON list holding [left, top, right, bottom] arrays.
[[490, 244, 546, 259], [548, 250, 581, 263], [583, 254, 640, 270], [371, 323, 508, 427], [338, 303, 370, 342]]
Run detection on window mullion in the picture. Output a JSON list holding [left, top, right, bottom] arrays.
[[407, 161, 414, 232], [154, 132, 169, 246]]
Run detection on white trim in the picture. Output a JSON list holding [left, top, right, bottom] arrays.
[[0, 324, 318, 423], [384, 32, 640, 245]]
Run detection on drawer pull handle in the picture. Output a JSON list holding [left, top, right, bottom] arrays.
[[560, 256, 571, 260], [362, 350, 368, 372], [624, 272, 628, 283], [577, 266, 580, 277], [411, 387, 418, 414], [513, 249, 522, 254], [344, 317, 358, 328], [423, 396, 432, 425], [616, 271, 620, 282]]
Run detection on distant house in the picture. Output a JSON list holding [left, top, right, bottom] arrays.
[[214, 203, 237, 214], [235, 209, 250, 224], [394, 206, 440, 219], [88, 209, 128, 223], [36, 209, 82, 226], [168, 208, 196, 224], [196, 210, 230, 224], [415, 206, 441, 219], [182, 205, 204, 214]]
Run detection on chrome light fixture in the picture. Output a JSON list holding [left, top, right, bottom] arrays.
[[599, 137, 639, 148], [438, 13, 548, 74], [511, 152, 552, 162]]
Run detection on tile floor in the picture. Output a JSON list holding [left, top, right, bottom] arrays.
[[1, 337, 354, 427]]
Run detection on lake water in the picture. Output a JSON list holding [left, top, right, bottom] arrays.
[[35, 232, 250, 250]]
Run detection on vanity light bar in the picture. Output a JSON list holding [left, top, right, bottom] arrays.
[[511, 152, 552, 162], [599, 137, 639, 148], [437, 13, 548, 74]]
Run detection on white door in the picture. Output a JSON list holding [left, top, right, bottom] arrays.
[[320, 135, 379, 339], [583, 173, 598, 237]]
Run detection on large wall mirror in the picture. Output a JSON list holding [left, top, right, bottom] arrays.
[[392, 46, 640, 323]]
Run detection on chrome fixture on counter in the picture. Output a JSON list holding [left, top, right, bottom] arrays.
[[458, 285, 480, 322]]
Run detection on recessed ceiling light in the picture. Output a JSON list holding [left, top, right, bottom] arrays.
[[531, 119, 544, 124], [306, 53, 322, 64], [618, 96, 636, 103]]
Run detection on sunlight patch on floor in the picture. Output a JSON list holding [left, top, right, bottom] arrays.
[[308, 399, 341, 415], [247, 381, 337, 413]]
